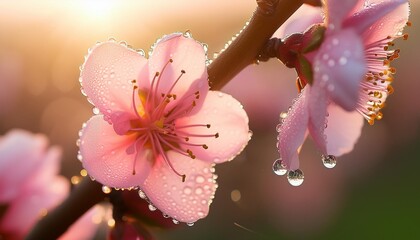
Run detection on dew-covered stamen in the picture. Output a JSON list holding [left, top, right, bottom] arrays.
[[357, 32, 404, 125], [153, 59, 173, 106], [131, 136, 147, 175], [151, 69, 186, 120], [150, 133, 186, 182]]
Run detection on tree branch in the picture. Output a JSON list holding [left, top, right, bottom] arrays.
[[208, 0, 304, 90]]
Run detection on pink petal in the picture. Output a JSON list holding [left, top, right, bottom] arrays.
[[80, 115, 153, 189], [80, 41, 148, 120], [362, 0, 409, 45], [277, 90, 309, 170], [325, 103, 364, 156], [141, 151, 217, 223], [0, 176, 69, 237], [343, 0, 408, 43], [275, 4, 323, 38], [23, 146, 62, 191], [175, 91, 250, 164], [307, 84, 328, 154], [313, 29, 366, 111], [0, 130, 48, 202], [323, 0, 361, 30], [59, 206, 101, 240], [148, 33, 209, 109]]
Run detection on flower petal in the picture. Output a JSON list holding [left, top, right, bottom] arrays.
[[325, 103, 364, 156], [141, 151, 217, 223], [80, 115, 153, 189], [148, 33, 209, 108], [175, 91, 249, 164], [0, 130, 48, 202], [80, 41, 148, 120], [343, 0, 408, 44], [0, 176, 69, 237], [307, 84, 328, 154], [323, 0, 361, 30], [277, 90, 309, 170], [313, 29, 366, 111]]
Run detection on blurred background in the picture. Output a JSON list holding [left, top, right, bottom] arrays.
[[0, 1, 419, 239]]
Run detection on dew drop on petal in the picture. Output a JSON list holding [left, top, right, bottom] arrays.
[[138, 190, 147, 199], [339, 57, 347, 65], [148, 204, 157, 211], [186, 222, 195, 227], [172, 219, 179, 224], [195, 175, 205, 184], [218, 92, 224, 98], [92, 107, 100, 115], [183, 187, 192, 195], [322, 155, 337, 169], [272, 159, 287, 176], [287, 169, 304, 186], [102, 186, 112, 194], [163, 213, 170, 218], [77, 151, 83, 162]]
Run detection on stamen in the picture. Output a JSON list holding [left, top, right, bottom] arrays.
[[131, 85, 143, 119], [174, 124, 211, 130], [151, 133, 186, 182], [153, 59, 173, 104]]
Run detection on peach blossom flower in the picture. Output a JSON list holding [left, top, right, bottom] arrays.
[[275, 0, 409, 186], [78, 33, 250, 223], [0, 129, 99, 239]]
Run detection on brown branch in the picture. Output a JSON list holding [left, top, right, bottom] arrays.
[[208, 0, 304, 90], [25, 178, 106, 240]]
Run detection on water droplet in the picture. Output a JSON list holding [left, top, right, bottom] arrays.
[[322, 155, 337, 169], [138, 190, 147, 199], [183, 187, 192, 195], [77, 152, 83, 161], [272, 159, 287, 176], [339, 57, 347, 65], [148, 204, 157, 211], [195, 187, 203, 195], [280, 112, 288, 119], [202, 44, 208, 52], [92, 107, 100, 115], [172, 219, 179, 224], [248, 130, 253, 139], [195, 175, 205, 183], [213, 157, 221, 163], [186, 222, 195, 227], [102, 186, 112, 194], [218, 92, 224, 97], [287, 169, 304, 186], [109, 72, 115, 78], [163, 213, 170, 218], [276, 123, 282, 133], [89, 175, 96, 181], [197, 211, 204, 217]]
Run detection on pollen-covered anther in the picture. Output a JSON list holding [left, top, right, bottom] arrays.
[[215, 133, 219, 138], [403, 34, 409, 40], [206, 124, 211, 128], [202, 144, 208, 149], [407, 21, 412, 27]]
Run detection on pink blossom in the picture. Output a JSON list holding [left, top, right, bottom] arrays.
[[78, 33, 250, 223], [0, 129, 100, 239], [275, 0, 409, 185]]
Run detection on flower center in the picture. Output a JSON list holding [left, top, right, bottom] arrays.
[[125, 59, 218, 182]]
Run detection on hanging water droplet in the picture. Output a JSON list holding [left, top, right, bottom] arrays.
[[183, 187, 192, 195], [322, 155, 337, 169], [92, 107, 100, 115], [248, 130, 253, 139], [102, 186, 112, 194], [287, 169, 304, 186], [163, 213, 170, 218], [279, 111, 288, 119], [138, 190, 147, 199], [148, 204, 157, 211], [172, 219, 179, 224], [89, 175, 96, 181], [272, 159, 287, 176], [186, 222, 195, 227]]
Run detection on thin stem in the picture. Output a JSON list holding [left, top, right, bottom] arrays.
[[208, 0, 304, 90], [25, 178, 106, 240]]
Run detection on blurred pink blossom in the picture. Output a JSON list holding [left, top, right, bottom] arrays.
[[276, 0, 410, 183], [79, 33, 250, 223], [0, 129, 99, 239]]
